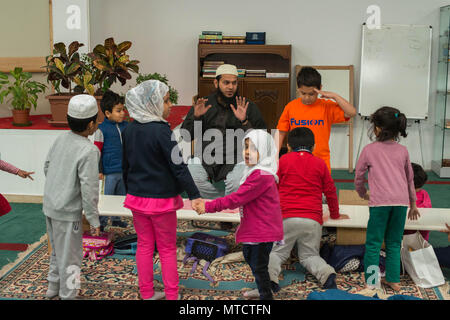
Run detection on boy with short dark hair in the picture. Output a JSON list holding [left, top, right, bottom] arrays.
[[43, 94, 101, 300], [94, 90, 128, 231], [277, 66, 357, 173]]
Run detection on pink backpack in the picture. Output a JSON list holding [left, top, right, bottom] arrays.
[[82, 232, 114, 261]]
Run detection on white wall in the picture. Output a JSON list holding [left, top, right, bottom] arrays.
[[88, 0, 449, 170]]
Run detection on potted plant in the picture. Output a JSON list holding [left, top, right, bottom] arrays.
[[90, 37, 140, 94], [43, 41, 100, 126], [0, 67, 47, 126], [136, 73, 178, 104]]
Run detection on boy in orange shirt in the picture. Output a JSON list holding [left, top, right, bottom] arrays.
[[277, 67, 356, 172]]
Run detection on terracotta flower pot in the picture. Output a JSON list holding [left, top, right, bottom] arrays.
[[46, 93, 104, 127], [12, 109, 32, 127]]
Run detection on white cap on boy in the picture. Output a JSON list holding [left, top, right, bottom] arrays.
[[215, 64, 238, 77], [67, 94, 98, 119]]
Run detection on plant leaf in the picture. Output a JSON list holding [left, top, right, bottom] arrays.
[[117, 41, 132, 53], [68, 41, 84, 57], [93, 44, 106, 57], [54, 58, 65, 74], [66, 62, 81, 75], [104, 38, 115, 50]]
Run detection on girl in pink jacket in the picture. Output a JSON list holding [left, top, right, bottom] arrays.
[[195, 129, 283, 300]]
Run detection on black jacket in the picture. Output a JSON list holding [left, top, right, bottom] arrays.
[[181, 92, 267, 182], [122, 120, 200, 200]]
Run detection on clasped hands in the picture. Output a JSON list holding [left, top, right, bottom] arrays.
[[192, 198, 206, 215]]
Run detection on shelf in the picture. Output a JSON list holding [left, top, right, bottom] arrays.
[[198, 44, 291, 59]]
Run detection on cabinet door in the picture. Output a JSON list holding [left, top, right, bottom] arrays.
[[243, 80, 289, 130]]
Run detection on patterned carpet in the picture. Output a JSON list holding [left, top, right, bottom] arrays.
[[0, 218, 448, 300]]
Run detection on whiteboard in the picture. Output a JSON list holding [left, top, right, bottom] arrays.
[[359, 24, 432, 119]]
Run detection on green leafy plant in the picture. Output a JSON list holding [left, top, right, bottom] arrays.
[[136, 72, 179, 104], [91, 37, 140, 93], [0, 67, 47, 110], [73, 54, 98, 95], [43, 41, 84, 94]]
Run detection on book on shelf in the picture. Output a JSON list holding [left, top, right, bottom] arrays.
[[199, 39, 223, 44], [222, 39, 246, 44], [222, 36, 246, 40], [266, 72, 289, 78], [199, 35, 223, 40], [202, 31, 222, 35]]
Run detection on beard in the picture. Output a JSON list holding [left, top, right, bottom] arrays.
[[216, 87, 238, 107]]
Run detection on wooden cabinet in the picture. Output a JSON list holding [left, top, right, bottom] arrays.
[[197, 44, 291, 129]]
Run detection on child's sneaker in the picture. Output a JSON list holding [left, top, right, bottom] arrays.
[[323, 273, 337, 289], [45, 282, 59, 299], [145, 291, 165, 300]]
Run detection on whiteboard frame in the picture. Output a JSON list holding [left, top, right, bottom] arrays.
[[358, 24, 432, 120]]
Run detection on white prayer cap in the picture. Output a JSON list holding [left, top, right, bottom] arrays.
[[216, 64, 238, 77], [67, 94, 98, 119]]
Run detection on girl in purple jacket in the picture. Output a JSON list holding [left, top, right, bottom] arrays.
[[195, 129, 283, 300]]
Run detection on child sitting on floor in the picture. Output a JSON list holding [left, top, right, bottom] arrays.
[[403, 163, 431, 241], [195, 129, 284, 300], [0, 156, 34, 216]]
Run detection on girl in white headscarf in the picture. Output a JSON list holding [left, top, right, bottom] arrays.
[[195, 129, 283, 300], [122, 80, 202, 300]]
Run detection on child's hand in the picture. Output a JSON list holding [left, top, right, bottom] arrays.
[[407, 207, 420, 221], [90, 226, 101, 236], [17, 169, 34, 180], [363, 193, 370, 201], [337, 214, 350, 220], [313, 88, 337, 100], [192, 198, 206, 215], [99, 173, 104, 180], [441, 223, 450, 242]]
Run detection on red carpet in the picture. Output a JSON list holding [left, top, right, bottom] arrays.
[[0, 106, 191, 131]]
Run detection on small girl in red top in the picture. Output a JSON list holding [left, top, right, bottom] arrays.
[[0, 156, 34, 216], [195, 129, 283, 300], [403, 163, 431, 241]]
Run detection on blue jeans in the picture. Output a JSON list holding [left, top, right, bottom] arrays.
[[100, 173, 126, 227], [243, 242, 274, 300]]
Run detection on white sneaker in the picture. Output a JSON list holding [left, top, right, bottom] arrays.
[[243, 289, 260, 299], [45, 282, 59, 299], [146, 291, 165, 300]]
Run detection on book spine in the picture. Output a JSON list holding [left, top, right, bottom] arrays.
[[202, 31, 222, 35]]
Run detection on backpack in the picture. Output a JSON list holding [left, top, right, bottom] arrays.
[[82, 231, 114, 261], [182, 232, 229, 283]]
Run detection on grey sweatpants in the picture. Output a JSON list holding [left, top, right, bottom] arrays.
[[268, 217, 335, 286], [46, 217, 83, 300]]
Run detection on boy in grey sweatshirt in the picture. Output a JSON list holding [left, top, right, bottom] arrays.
[[43, 95, 101, 300]]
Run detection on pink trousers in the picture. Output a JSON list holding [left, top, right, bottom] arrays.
[[132, 210, 179, 300]]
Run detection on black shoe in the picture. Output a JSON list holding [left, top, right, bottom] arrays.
[[111, 220, 128, 228], [100, 225, 105, 233], [323, 273, 337, 289], [270, 281, 281, 293], [220, 222, 233, 230]]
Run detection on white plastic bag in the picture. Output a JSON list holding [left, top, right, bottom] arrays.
[[400, 232, 445, 288]]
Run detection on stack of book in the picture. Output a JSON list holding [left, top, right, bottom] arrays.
[[246, 69, 266, 77], [237, 69, 246, 78], [199, 31, 222, 44], [266, 72, 289, 78], [222, 36, 246, 44], [202, 60, 225, 78]]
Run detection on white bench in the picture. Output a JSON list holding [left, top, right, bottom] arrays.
[[95, 195, 450, 231]]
